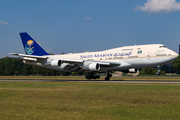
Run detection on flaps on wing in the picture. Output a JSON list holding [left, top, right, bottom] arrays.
[[98, 62, 121, 66], [60, 59, 84, 64]]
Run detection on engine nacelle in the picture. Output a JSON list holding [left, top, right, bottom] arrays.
[[128, 68, 138, 73], [122, 68, 138, 73], [45, 59, 61, 67], [83, 63, 100, 71], [51, 59, 61, 67]]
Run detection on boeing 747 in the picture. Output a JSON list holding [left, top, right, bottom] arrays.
[[8, 32, 179, 80]]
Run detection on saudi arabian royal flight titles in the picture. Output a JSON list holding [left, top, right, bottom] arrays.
[[80, 51, 132, 59]]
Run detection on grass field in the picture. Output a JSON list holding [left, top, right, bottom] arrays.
[[0, 81, 180, 120], [0, 76, 180, 81]]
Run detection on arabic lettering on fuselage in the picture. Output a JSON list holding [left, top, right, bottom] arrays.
[[80, 51, 132, 59]]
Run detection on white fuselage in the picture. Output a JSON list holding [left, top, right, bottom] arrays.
[[42, 44, 178, 72], [13, 32, 179, 80]]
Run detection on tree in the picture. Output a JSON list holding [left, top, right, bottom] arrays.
[[0, 57, 67, 76], [139, 67, 166, 75], [71, 72, 79, 76], [171, 56, 180, 74], [0, 59, 5, 75], [4, 58, 13, 75]]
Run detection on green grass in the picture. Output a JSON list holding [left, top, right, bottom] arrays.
[[0, 82, 180, 120], [0, 76, 180, 81]]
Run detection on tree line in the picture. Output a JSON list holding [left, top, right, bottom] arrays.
[[0, 56, 179, 76], [0, 57, 82, 76]]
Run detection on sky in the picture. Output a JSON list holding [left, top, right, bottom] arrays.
[[1, 0, 180, 58]]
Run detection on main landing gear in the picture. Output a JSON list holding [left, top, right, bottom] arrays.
[[85, 71, 112, 81], [105, 71, 112, 81], [85, 72, 100, 80]]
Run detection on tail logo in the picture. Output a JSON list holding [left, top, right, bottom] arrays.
[[25, 40, 35, 55]]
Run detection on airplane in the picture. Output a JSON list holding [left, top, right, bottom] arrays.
[[8, 32, 179, 80]]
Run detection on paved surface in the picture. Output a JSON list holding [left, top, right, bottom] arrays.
[[0, 79, 180, 84]]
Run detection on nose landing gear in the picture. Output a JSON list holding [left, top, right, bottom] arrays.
[[156, 65, 161, 75]]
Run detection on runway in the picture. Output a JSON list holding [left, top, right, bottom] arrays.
[[0, 79, 180, 84]]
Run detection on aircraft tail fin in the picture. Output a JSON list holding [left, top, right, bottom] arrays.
[[20, 32, 49, 56]]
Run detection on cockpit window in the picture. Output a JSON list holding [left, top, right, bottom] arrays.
[[159, 46, 166, 48]]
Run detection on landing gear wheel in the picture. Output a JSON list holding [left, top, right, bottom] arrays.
[[105, 71, 112, 81], [156, 71, 161, 75], [85, 75, 91, 80], [96, 75, 100, 79], [108, 74, 112, 77], [105, 77, 110, 81]]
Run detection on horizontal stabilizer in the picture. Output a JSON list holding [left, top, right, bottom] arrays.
[[4, 56, 37, 62], [9, 53, 48, 59]]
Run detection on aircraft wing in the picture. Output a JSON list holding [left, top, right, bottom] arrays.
[[8, 53, 121, 72], [9, 53, 83, 62], [9, 53, 120, 66]]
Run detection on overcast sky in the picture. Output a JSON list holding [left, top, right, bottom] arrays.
[[1, 0, 180, 58]]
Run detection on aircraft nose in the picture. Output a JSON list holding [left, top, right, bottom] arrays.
[[173, 51, 178, 56], [171, 51, 179, 60]]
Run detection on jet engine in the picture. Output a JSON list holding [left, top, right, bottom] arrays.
[[122, 68, 139, 73], [45, 59, 61, 67], [128, 68, 138, 73], [83, 63, 100, 71]]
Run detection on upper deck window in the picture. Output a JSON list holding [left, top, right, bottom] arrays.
[[159, 46, 166, 48]]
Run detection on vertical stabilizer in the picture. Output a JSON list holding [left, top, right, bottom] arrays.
[[20, 32, 49, 56]]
